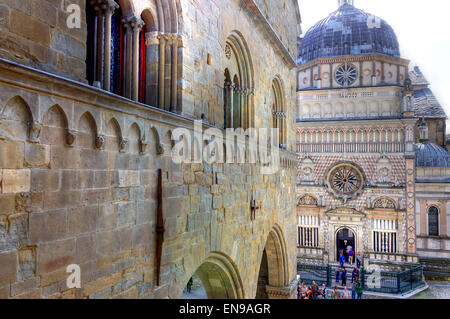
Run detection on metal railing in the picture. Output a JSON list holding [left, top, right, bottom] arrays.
[[297, 142, 405, 154], [297, 263, 424, 295]]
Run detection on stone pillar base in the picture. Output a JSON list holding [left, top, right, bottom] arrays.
[[266, 278, 300, 299]]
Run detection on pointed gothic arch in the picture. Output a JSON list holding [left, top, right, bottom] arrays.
[[223, 31, 254, 130]]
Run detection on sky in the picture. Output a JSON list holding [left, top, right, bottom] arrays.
[[298, 0, 450, 133]]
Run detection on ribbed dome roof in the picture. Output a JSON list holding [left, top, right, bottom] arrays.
[[415, 143, 450, 168], [298, 4, 400, 65]]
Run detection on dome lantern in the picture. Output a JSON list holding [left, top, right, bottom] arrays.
[[338, 0, 354, 7]]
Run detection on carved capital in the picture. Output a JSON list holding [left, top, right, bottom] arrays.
[[28, 122, 41, 143], [95, 134, 105, 149], [139, 139, 147, 155], [145, 31, 161, 46], [104, 0, 119, 15], [119, 137, 128, 153], [156, 143, 165, 155], [122, 16, 145, 32], [65, 129, 76, 147]]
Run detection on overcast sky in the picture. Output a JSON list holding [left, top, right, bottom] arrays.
[[298, 0, 450, 133]]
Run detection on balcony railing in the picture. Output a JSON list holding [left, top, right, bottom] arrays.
[[297, 142, 405, 154]]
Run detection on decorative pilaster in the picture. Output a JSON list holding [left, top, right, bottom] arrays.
[[158, 34, 167, 109], [171, 34, 180, 112], [122, 18, 133, 98], [127, 16, 145, 101], [92, 0, 105, 87], [145, 31, 161, 107]]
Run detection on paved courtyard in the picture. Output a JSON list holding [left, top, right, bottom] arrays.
[[410, 281, 450, 299]]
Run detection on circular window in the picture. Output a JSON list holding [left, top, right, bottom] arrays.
[[335, 64, 357, 86], [326, 162, 365, 202]]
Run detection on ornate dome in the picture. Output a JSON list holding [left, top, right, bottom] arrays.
[[298, 3, 400, 65], [415, 143, 450, 168]]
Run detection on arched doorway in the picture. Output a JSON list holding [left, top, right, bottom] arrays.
[[182, 252, 244, 299], [256, 226, 289, 299], [336, 228, 356, 263]]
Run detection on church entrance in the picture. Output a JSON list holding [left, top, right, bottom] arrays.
[[336, 228, 356, 263]]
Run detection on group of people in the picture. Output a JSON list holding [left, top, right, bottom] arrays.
[[298, 251, 364, 300], [297, 281, 363, 300]]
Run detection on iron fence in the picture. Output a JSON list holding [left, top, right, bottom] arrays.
[[297, 263, 424, 295]]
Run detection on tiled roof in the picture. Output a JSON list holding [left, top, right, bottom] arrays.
[[415, 142, 450, 168], [409, 66, 429, 86], [413, 88, 447, 119]]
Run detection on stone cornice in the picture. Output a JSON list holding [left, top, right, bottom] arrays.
[[242, 0, 297, 69], [298, 54, 410, 72], [0, 58, 295, 159]]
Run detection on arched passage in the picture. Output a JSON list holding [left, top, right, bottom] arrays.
[[182, 252, 244, 299], [256, 225, 290, 299]]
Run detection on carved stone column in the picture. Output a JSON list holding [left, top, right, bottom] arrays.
[[158, 34, 166, 109], [145, 32, 161, 107], [132, 17, 145, 101], [92, 1, 105, 86], [103, 0, 119, 92], [122, 18, 133, 99], [171, 34, 180, 113]]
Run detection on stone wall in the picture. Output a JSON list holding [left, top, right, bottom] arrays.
[[0, 59, 298, 299], [0, 0, 86, 82], [179, 0, 299, 152]]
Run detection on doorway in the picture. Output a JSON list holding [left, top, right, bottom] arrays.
[[336, 228, 355, 263]]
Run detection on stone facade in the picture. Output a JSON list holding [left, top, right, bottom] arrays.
[[0, 0, 301, 299]]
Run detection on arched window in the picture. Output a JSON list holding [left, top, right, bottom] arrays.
[[428, 206, 439, 237], [223, 71, 242, 130], [222, 33, 254, 129], [86, 1, 124, 94], [271, 78, 286, 148]]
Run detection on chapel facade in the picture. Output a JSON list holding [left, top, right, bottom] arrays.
[[296, 0, 450, 276]]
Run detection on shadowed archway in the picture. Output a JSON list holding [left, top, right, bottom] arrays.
[[183, 252, 244, 299], [256, 225, 289, 299]]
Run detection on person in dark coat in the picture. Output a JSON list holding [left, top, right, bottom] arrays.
[[311, 281, 319, 299], [341, 267, 347, 287], [187, 277, 193, 293], [356, 253, 361, 269], [352, 266, 360, 283], [339, 253, 345, 268], [335, 267, 340, 285]]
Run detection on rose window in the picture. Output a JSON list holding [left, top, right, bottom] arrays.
[[326, 163, 365, 201], [335, 64, 357, 86]]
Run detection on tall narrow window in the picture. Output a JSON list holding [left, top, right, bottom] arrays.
[[232, 75, 241, 128], [428, 206, 439, 237], [224, 69, 232, 128], [139, 28, 147, 103]]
